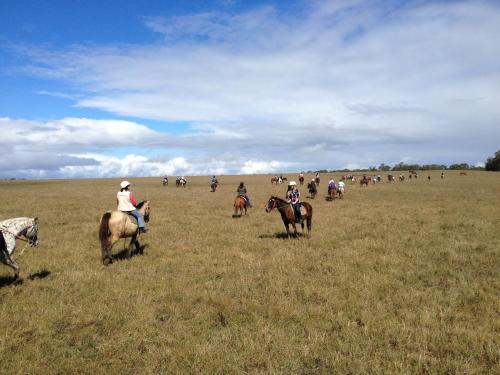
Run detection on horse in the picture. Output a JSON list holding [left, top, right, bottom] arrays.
[[315, 176, 320, 186], [98, 201, 150, 265], [265, 196, 312, 238], [337, 186, 344, 199], [399, 175, 405, 182], [387, 174, 395, 182], [360, 176, 369, 187], [307, 181, 317, 199], [233, 195, 248, 217], [299, 175, 305, 185], [176, 177, 187, 187], [271, 176, 279, 185], [211, 181, 218, 192], [327, 185, 337, 201], [162, 177, 168, 186], [0, 217, 39, 279]]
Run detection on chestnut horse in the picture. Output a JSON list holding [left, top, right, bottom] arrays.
[[328, 185, 337, 201], [265, 196, 312, 237], [98, 201, 150, 265], [360, 176, 369, 187], [233, 195, 247, 217]]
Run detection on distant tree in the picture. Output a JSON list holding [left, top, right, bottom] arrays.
[[449, 163, 470, 170], [485, 150, 500, 171], [378, 163, 391, 171]]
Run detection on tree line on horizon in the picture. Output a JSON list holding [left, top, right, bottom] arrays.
[[309, 150, 500, 173]]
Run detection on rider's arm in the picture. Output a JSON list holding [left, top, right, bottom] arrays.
[[129, 192, 137, 206]]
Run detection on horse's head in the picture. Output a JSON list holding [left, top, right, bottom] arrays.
[[26, 217, 39, 247], [265, 197, 277, 212], [137, 201, 151, 223]]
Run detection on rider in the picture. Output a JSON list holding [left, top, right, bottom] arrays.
[[236, 182, 252, 207], [308, 178, 317, 194], [117, 181, 147, 234], [211, 175, 218, 185], [286, 181, 302, 223], [338, 179, 345, 193], [328, 177, 336, 194]]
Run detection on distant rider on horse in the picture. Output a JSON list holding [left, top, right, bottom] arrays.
[[338, 179, 345, 193], [308, 179, 317, 195], [237, 182, 252, 207], [286, 181, 302, 223], [328, 177, 336, 194], [117, 181, 147, 233]]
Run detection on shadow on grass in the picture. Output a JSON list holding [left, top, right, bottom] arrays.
[[114, 244, 148, 261], [259, 232, 305, 239], [28, 269, 51, 280], [0, 269, 51, 288], [0, 275, 23, 288]]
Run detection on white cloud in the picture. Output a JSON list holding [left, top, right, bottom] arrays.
[[239, 160, 296, 175], [4, 1, 500, 177]]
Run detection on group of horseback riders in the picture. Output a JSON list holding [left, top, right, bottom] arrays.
[[118, 173, 346, 233]]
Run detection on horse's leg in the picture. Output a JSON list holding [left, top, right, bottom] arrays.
[[103, 235, 120, 265], [127, 235, 136, 258], [3, 255, 20, 279], [135, 238, 142, 254], [306, 216, 312, 238], [244, 204, 247, 216], [291, 222, 298, 237]]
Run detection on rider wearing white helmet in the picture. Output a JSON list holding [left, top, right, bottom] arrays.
[[286, 181, 302, 223], [117, 181, 147, 233]]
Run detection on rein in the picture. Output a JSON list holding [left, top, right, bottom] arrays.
[[0, 228, 34, 256]]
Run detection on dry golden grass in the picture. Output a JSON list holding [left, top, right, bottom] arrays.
[[0, 171, 498, 374]]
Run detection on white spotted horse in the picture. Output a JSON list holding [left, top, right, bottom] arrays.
[[0, 217, 39, 279]]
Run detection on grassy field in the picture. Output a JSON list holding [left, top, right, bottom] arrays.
[[0, 171, 498, 374]]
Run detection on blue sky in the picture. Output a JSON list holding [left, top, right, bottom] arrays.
[[1, 0, 499, 178]]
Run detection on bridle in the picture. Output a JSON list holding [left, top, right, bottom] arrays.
[[267, 198, 290, 211]]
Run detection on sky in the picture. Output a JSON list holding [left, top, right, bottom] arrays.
[[1, 0, 499, 178]]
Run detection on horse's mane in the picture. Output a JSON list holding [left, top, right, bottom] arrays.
[[136, 201, 147, 209], [271, 196, 288, 204]]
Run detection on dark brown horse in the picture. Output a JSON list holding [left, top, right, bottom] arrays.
[[327, 185, 337, 201], [233, 195, 247, 217], [265, 196, 312, 237], [98, 201, 150, 265], [360, 176, 369, 187], [299, 175, 305, 185], [307, 181, 317, 199]]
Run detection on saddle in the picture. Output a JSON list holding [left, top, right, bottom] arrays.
[[238, 195, 248, 205], [126, 212, 139, 225]]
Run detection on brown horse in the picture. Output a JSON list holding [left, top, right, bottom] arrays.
[[271, 176, 279, 184], [299, 175, 305, 185], [265, 196, 312, 237], [233, 195, 247, 217], [360, 176, 369, 187], [98, 201, 150, 265], [327, 185, 337, 201]]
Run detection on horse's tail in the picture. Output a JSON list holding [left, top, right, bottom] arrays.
[[99, 212, 112, 251]]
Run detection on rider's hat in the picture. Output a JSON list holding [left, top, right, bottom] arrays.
[[288, 181, 297, 186], [120, 180, 131, 189]]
